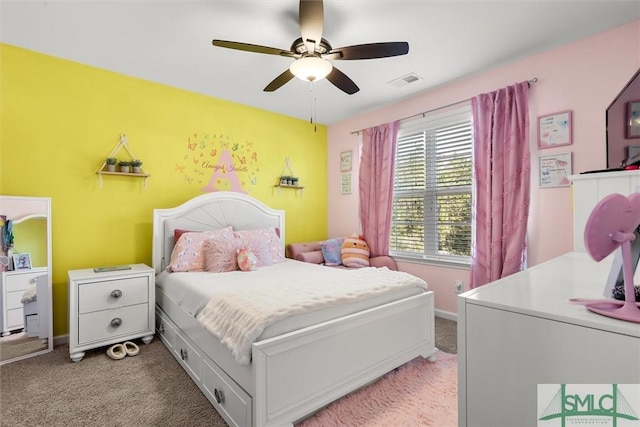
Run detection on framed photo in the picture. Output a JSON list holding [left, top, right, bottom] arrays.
[[538, 110, 572, 149], [12, 253, 32, 270], [627, 100, 640, 139], [340, 150, 353, 172], [340, 173, 352, 194], [538, 152, 572, 188]]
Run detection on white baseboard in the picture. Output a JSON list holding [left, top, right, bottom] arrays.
[[53, 334, 68, 347], [435, 309, 457, 322]]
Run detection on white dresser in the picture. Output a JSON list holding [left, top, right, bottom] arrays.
[[1, 267, 48, 335], [68, 264, 155, 362], [457, 252, 640, 427]]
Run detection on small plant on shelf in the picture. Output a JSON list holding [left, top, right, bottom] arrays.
[[118, 160, 131, 173], [131, 160, 143, 174], [105, 157, 118, 172]]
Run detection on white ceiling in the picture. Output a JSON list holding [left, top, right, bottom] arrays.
[[1, 1, 639, 125]]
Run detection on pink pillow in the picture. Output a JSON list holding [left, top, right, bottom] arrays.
[[295, 250, 324, 264], [234, 227, 284, 263], [203, 238, 241, 273], [168, 227, 233, 272], [174, 229, 192, 245]]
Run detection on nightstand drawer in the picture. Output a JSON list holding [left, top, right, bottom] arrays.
[[78, 303, 149, 345], [6, 308, 23, 329], [5, 270, 45, 293], [78, 276, 149, 314], [6, 290, 25, 310]]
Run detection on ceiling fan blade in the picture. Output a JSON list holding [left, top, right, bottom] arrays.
[[326, 67, 359, 95], [212, 40, 297, 58], [264, 69, 295, 92], [325, 42, 409, 60], [299, 0, 324, 53]]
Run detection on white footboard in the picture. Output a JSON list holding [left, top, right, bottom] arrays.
[[253, 292, 435, 426], [157, 291, 434, 427]]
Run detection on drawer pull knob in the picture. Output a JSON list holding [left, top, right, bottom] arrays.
[[110, 289, 123, 299], [214, 388, 225, 404], [110, 318, 122, 328], [180, 348, 188, 360]]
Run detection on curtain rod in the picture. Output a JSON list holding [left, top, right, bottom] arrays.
[[350, 77, 538, 135]]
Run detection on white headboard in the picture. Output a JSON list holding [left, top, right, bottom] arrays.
[[152, 192, 285, 274]]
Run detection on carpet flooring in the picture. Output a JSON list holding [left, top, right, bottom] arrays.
[[0, 333, 47, 362], [0, 317, 457, 426]]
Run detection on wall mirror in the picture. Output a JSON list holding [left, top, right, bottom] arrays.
[[0, 196, 53, 365], [606, 68, 640, 168]]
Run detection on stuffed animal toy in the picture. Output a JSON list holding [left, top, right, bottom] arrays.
[[341, 234, 370, 268], [237, 247, 258, 271]]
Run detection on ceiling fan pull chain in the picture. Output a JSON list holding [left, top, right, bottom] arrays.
[[310, 82, 318, 132], [309, 82, 314, 124]]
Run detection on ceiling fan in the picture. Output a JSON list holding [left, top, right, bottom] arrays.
[[212, 0, 409, 95]]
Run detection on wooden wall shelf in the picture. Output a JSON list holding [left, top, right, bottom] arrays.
[[96, 171, 150, 178], [97, 133, 150, 189], [274, 184, 304, 190]]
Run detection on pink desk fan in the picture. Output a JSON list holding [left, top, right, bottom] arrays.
[[577, 193, 640, 323]]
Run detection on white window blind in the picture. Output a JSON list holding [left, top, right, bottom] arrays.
[[390, 105, 473, 265]]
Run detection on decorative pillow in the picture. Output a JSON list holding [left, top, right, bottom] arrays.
[[295, 250, 324, 264], [173, 227, 231, 247], [234, 227, 284, 263], [322, 237, 345, 266], [237, 238, 273, 267], [173, 229, 193, 245], [167, 227, 234, 272], [203, 238, 241, 273], [341, 234, 370, 268], [237, 247, 258, 271]]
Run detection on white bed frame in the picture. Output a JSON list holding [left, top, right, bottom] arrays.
[[152, 191, 436, 426]]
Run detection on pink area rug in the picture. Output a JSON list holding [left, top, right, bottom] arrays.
[[298, 350, 457, 427]]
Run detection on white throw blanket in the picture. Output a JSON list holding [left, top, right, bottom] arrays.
[[196, 266, 428, 365]]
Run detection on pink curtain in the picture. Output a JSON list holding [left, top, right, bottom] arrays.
[[470, 82, 530, 288], [359, 121, 400, 257]]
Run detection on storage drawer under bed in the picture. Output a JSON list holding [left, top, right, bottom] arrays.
[[155, 308, 252, 427]]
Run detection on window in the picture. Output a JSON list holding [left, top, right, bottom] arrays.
[[390, 105, 472, 265]]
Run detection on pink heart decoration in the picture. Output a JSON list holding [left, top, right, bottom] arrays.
[[584, 193, 640, 261]]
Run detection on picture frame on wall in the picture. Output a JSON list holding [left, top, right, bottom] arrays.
[[537, 110, 572, 149], [12, 253, 32, 270], [340, 173, 352, 194], [340, 150, 353, 172], [627, 100, 640, 139], [538, 152, 572, 188]]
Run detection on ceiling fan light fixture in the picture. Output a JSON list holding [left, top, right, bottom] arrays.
[[289, 55, 332, 82]]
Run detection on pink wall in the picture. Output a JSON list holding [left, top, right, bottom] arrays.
[[327, 20, 640, 316]]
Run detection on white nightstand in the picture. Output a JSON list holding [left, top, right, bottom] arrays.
[[68, 264, 155, 362], [1, 267, 48, 336]]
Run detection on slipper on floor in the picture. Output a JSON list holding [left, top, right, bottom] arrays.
[[106, 343, 126, 360], [123, 341, 140, 356]]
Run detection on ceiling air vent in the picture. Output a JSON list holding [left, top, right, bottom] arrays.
[[388, 73, 422, 88]]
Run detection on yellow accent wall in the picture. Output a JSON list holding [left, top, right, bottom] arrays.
[[0, 44, 328, 337]]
